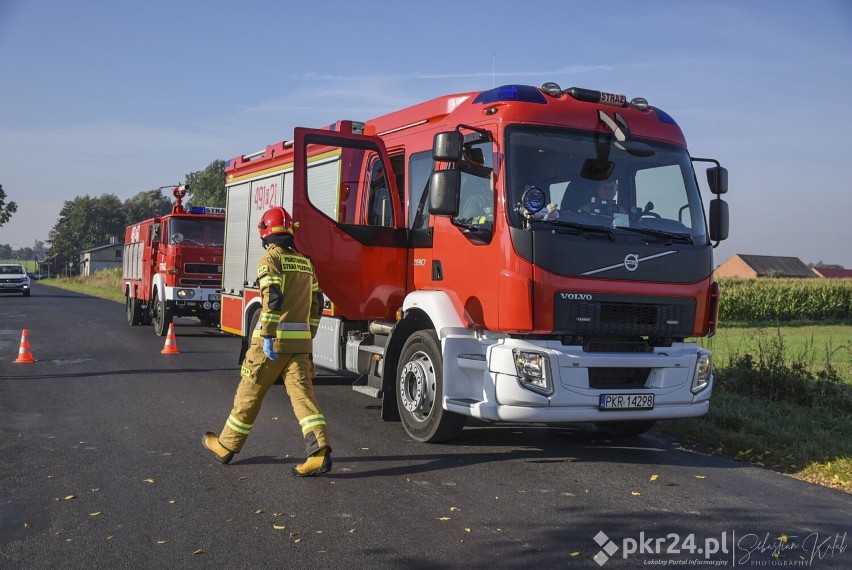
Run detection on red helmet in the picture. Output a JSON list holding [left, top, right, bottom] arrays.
[[258, 207, 294, 240]]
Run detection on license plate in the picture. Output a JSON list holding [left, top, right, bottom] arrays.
[[599, 393, 655, 410], [208, 293, 221, 301]]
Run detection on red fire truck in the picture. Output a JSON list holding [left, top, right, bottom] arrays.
[[122, 185, 225, 336], [221, 82, 729, 443]]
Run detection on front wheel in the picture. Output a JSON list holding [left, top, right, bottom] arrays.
[[152, 297, 173, 336], [397, 330, 465, 443]]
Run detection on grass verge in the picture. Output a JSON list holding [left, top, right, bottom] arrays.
[[661, 326, 852, 493]]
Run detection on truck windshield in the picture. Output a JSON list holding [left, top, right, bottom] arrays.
[[505, 126, 708, 242], [170, 218, 225, 247]]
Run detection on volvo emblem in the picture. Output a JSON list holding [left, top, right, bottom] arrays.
[[624, 253, 639, 271]]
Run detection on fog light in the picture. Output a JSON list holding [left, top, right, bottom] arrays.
[[212, 302, 221, 310], [692, 351, 712, 394], [513, 350, 553, 396], [203, 302, 212, 309], [177, 289, 195, 299]]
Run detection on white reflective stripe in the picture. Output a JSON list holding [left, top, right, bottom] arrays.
[[277, 322, 310, 330]]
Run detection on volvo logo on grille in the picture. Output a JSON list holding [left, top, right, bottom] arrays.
[[624, 253, 640, 272], [561, 293, 593, 300]]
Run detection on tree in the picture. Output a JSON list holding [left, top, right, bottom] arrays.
[[124, 188, 174, 225], [185, 159, 226, 208], [0, 184, 18, 227], [47, 194, 126, 262]]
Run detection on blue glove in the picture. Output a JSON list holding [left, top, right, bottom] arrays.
[[263, 338, 278, 361]]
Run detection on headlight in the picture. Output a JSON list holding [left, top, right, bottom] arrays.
[[691, 351, 712, 394], [513, 350, 553, 396], [176, 289, 195, 299]]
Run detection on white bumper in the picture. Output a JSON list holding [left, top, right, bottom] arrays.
[[442, 334, 712, 424]]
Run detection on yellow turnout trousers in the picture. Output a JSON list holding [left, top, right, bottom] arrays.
[[218, 342, 329, 456]]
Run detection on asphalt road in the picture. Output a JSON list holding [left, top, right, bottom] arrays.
[[1, 284, 850, 569]]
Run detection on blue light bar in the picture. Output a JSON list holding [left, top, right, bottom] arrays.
[[473, 85, 547, 105], [651, 106, 678, 125], [187, 206, 225, 215]]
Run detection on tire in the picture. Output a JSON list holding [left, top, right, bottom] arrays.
[[126, 294, 143, 326], [594, 420, 657, 438], [396, 330, 466, 443], [152, 297, 173, 336], [238, 307, 260, 364]]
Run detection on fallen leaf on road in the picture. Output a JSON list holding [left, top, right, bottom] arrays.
[[64, 495, 76, 500], [90, 512, 101, 517], [438, 517, 450, 521], [143, 478, 156, 484], [294, 538, 302, 543], [169, 500, 176, 504], [273, 525, 286, 530], [255, 509, 264, 514], [650, 475, 659, 482], [193, 549, 204, 556], [631, 491, 641, 496], [570, 552, 581, 557], [106, 536, 113, 540], [464, 528, 471, 533], [91, 488, 100, 492], [157, 540, 167, 544], [450, 507, 459, 511], [24, 523, 31, 528], [693, 475, 706, 479]]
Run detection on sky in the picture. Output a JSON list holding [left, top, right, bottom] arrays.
[[1, 0, 851, 267]]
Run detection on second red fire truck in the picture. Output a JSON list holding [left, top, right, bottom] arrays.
[[122, 185, 225, 336], [220, 81, 729, 443]]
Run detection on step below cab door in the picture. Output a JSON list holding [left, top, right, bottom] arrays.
[[293, 127, 408, 321]]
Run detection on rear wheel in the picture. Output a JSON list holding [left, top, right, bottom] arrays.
[[126, 294, 143, 325], [594, 420, 657, 438], [397, 330, 465, 443], [153, 297, 173, 336]]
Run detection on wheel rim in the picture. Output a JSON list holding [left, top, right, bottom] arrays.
[[399, 350, 436, 422]]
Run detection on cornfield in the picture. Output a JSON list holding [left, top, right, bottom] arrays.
[[718, 277, 852, 322]]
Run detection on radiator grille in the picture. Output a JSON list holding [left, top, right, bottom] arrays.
[[184, 263, 222, 274], [588, 367, 651, 389], [554, 293, 695, 337]]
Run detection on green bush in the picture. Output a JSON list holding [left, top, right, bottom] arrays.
[[718, 278, 852, 322], [715, 329, 852, 412]]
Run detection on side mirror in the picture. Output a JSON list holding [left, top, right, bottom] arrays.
[[428, 170, 461, 216], [433, 132, 463, 162], [709, 198, 729, 242], [707, 166, 728, 195]]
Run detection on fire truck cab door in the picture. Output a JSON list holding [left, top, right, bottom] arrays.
[[293, 127, 407, 321]]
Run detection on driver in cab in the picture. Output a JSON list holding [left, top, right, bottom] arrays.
[[580, 180, 626, 215]]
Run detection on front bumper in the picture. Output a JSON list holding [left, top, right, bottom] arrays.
[[443, 337, 713, 424]]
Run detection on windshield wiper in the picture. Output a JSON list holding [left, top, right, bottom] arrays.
[[533, 218, 613, 240], [615, 226, 694, 244]]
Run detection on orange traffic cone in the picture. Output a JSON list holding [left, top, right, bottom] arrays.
[[161, 323, 180, 354], [14, 329, 36, 363]]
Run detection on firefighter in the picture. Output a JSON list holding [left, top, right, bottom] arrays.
[[203, 206, 331, 477]]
